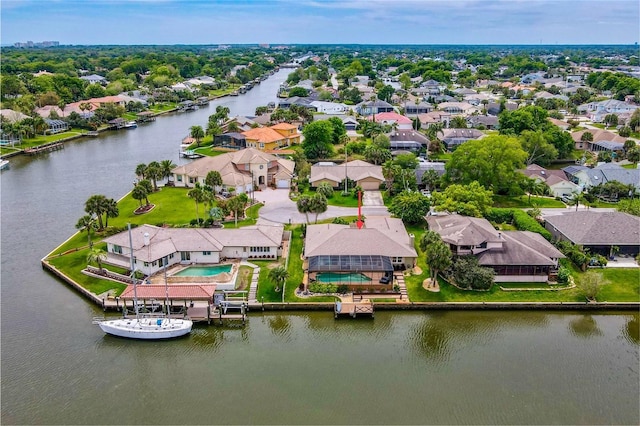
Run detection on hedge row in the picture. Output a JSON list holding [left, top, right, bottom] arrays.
[[485, 208, 552, 241]]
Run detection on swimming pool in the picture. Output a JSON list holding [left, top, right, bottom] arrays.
[[315, 272, 372, 283], [174, 264, 233, 277]]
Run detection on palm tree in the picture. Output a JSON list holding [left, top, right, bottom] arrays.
[[87, 247, 108, 274], [296, 195, 312, 224], [188, 183, 208, 224], [138, 179, 153, 205], [190, 125, 205, 147], [75, 215, 96, 248], [522, 178, 548, 204], [268, 265, 289, 293], [132, 183, 149, 208], [227, 120, 240, 133], [227, 195, 245, 227], [104, 198, 119, 227], [135, 163, 148, 180], [422, 169, 440, 192], [84, 194, 108, 230], [310, 193, 328, 223], [145, 161, 162, 191], [570, 192, 586, 211], [159, 159, 176, 184]]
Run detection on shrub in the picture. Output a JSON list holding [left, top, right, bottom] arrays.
[[557, 267, 571, 284], [308, 283, 338, 293], [485, 208, 514, 224], [317, 182, 334, 199], [512, 209, 552, 240], [451, 256, 494, 290], [332, 217, 348, 225], [337, 284, 349, 294]]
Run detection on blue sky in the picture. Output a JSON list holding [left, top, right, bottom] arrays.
[[1, 0, 638, 45]]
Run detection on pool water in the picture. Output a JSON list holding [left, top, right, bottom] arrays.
[[174, 264, 233, 277], [316, 272, 372, 283]]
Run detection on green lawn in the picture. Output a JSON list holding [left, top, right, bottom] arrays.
[[297, 188, 361, 208], [622, 163, 638, 169], [493, 195, 565, 208]]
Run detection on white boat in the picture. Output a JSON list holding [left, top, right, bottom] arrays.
[[97, 224, 192, 340], [0, 159, 9, 171], [99, 316, 193, 340], [124, 121, 138, 129]]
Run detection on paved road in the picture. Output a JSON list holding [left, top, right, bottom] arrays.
[[253, 188, 389, 224]]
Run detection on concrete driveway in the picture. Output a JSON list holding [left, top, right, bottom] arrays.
[[253, 188, 389, 224], [362, 190, 384, 206]]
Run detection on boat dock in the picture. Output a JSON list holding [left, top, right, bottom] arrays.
[[334, 299, 374, 318], [25, 142, 64, 155]]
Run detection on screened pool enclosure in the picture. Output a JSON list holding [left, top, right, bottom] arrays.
[[307, 255, 394, 287]]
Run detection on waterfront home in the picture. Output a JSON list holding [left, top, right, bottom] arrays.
[[309, 160, 383, 191], [214, 132, 247, 150], [171, 148, 294, 191], [304, 217, 418, 289], [242, 123, 300, 151], [426, 214, 564, 283], [544, 211, 640, 258], [389, 130, 429, 152], [309, 100, 349, 114], [355, 100, 395, 116], [102, 223, 284, 277]]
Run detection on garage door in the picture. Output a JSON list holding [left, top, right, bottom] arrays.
[[276, 179, 289, 188]]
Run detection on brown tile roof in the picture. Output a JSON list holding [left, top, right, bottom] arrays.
[[270, 122, 297, 130], [120, 284, 216, 300], [478, 231, 564, 266], [242, 127, 286, 143], [571, 129, 626, 143], [426, 214, 501, 246]]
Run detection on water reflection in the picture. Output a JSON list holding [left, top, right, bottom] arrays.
[[624, 315, 640, 345], [568, 314, 604, 338], [266, 314, 292, 338]]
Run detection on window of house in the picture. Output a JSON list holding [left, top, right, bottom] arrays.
[[177, 175, 183, 182], [203, 251, 211, 255], [113, 245, 122, 254], [392, 257, 402, 263], [189, 177, 195, 184], [259, 143, 264, 149]]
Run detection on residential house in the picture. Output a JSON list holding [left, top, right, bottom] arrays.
[[304, 217, 418, 289], [389, 130, 429, 152], [572, 129, 627, 150], [80, 74, 106, 85], [466, 115, 498, 130], [356, 100, 395, 116], [519, 164, 581, 198], [416, 161, 446, 185], [310, 100, 349, 114], [578, 100, 639, 122], [438, 128, 485, 151], [570, 163, 640, 193], [426, 214, 565, 283], [102, 223, 285, 278], [404, 102, 434, 116], [437, 101, 478, 115], [544, 211, 640, 257], [43, 119, 69, 134], [171, 147, 295, 191], [548, 117, 571, 131], [418, 111, 452, 128], [242, 123, 300, 151], [0, 109, 30, 123], [309, 160, 383, 191], [368, 112, 413, 130], [487, 102, 518, 116]]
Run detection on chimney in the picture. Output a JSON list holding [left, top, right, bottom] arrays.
[[143, 232, 150, 246], [409, 233, 415, 248]]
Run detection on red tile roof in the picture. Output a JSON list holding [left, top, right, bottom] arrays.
[[120, 284, 216, 300]]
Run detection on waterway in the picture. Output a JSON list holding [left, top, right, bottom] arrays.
[[1, 70, 639, 425]]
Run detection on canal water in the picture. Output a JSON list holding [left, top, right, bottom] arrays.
[[1, 70, 639, 425]]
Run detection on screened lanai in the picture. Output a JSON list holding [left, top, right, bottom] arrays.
[[307, 255, 394, 287]]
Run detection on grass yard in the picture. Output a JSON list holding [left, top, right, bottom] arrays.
[[493, 195, 565, 208], [297, 188, 361, 208], [622, 163, 638, 169]]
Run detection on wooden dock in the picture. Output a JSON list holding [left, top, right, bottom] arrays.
[[25, 142, 64, 155], [187, 303, 248, 325], [334, 300, 374, 318]]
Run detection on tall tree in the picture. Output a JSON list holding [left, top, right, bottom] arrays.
[[445, 135, 527, 194], [84, 194, 108, 230], [132, 183, 149, 208], [160, 159, 176, 184], [190, 125, 205, 147], [520, 130, 558, 166], [309, 193, 328, 223], [296, 194, 313, 224], [75, 215, 96, 248], [388, 190, 431, 224], [431, 181, 494, 217], [425, 240, 452, 288], [227, 195, 246, 227], [302, 120, 334, 159], [135, 163, 148, 180], [205, 170, 223, 191], [145, 161, 163, 191], [104, 198, 119, 227], [188, 182, 208, 224]]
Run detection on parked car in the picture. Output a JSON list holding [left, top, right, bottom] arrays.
[[421, 189, 431, 197]]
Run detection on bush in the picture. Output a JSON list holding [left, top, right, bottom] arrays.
[[337, 284, 349, 294], [557, 267, 571, 284], [485, 208, 514, 224], [308, 283, 338, 293], [317, 182, 334, 199], [512, 210, 553, 240], [451, 256, 494, 290], [332, 217, 348, 225]]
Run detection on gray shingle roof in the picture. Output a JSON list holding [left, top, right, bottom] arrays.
[[544, 211, 640, 245]]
